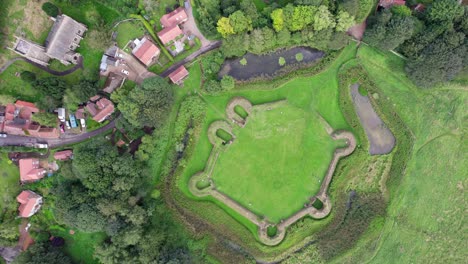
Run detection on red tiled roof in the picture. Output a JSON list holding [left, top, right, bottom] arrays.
[[54, 150, 73, 161], [132, 37, 160, 66], [3, 123, 27, 135], [87, 98, 115, 122], [168, 65, 189, 84], [19, 158, 46, 182], [90, 95, 101, 102], [15, 101, 39, 113], [75, 108, 85, 119], [17, 190, 43, 218], [160, 7, 188, 28], [5, 104, 15, 121], [379, 0, 405, 8], [29, 127, 59, 138], [157, 26, 183, 45]]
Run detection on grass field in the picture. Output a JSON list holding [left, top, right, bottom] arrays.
[[212, 103, 340, 222], [0, 153, 20, 214], [50, 227, 106, 264], [115, 21, 146, 48]]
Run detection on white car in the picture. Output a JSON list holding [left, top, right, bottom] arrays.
[[80, 119, 86, 128], [121, 69, 129, 75], [117, 53, 124, 58], [0, 133, 7, 138]]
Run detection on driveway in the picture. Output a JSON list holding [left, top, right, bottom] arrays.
[[182, 1, 211, 47], [100, 48, 156, 84], [0, 119, 116, 148]]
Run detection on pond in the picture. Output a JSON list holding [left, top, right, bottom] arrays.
[[218, 47, 325, 81]]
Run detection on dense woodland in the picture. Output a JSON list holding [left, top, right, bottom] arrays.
[[364, 1, 467, 87]]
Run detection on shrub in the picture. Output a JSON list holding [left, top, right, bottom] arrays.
[[42, 2, 59, 17], [278, 57, 286, 66], [20, 71, 36, 83], [240, 57, 247, 66], [220, 75, 235, 90], [204, 80, 223, 94], [295, 53, 304, 62], [267, 226, 278, 237]]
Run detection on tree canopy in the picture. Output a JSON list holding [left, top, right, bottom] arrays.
[[116, 76, 175, 128]]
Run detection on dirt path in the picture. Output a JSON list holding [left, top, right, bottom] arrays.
[[0, 57, 83, 76], [350, 83, 395, 154], [188, 98, 357, 245]]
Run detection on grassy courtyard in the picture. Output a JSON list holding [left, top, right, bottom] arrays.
[[211, 103, 341, 222]]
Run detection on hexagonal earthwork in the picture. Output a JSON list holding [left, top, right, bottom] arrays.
[[189, 97, 356, 245]]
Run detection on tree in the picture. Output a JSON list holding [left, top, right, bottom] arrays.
[[42, 2, 59, 17], [220, 75, 235, 90], [31, 112, 57, 127], [240, 0, 263, 27], [278, 57, 286, 66], [20, 71, 36, 83], [117, 76, 175, 128], [313, 5, 336, 31], [0, 95, 15, 105], [391, 5, 412, 17], [339, 0, 359, 17], [204, 80, 222, 94], [221, 34, 249, 57], [285, 5, 317, 31], [229, 10, 252, 34], [379, 16, 416, 50], [249, 27, 277, 53], [33, 77, 68, 109], [271, 9, 284, 32], [335, 11, 355, 32], [217, 17, 234, 37], [277, 29, 291, 45], [426, 0, 464, 22]]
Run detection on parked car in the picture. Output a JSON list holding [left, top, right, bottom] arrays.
[[35, 143, 48, 149], [80, 119, 86, 128], [121, 69, 129, 75], [0, 133, 7, 138], [60, 124, 65, 133], [65, 121, 71, 130], [117, 53, 124, 58]]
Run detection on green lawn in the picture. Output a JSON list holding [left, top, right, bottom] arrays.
[[0, 153, 20, 214], [115, 21, 146, 48], [50, 227, 106, 264], [211, 103, 340, 223]]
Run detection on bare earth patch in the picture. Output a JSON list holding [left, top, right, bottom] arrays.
[[10, 0, 53, 41]]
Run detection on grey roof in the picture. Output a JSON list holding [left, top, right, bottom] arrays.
[[44, 15, 87, 61], [105, 45, 118, 57]]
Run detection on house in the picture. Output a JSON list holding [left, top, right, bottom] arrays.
[[378, 0, 405, 8], [54, 150, 73, 161], [19, 158, 47, 183], [160, 7, 188, 28], [102, 72, 125, 93], [157, 26, 184, 45], [132, 37, 160, 66], [168, 65, 189, 85], [86, 97, 115, 122], [17, 190, 43, 218], [9, 14, 87, 66], [0, 101, 59, 138]]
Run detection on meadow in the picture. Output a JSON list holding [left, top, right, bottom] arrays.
[[331, 46, 467, 263]]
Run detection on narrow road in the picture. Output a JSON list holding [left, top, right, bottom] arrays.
[[0, 119, 116, 148], [161, 41, 221, 77]]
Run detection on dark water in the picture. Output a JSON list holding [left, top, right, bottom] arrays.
[[219, 47, 325, 81]]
